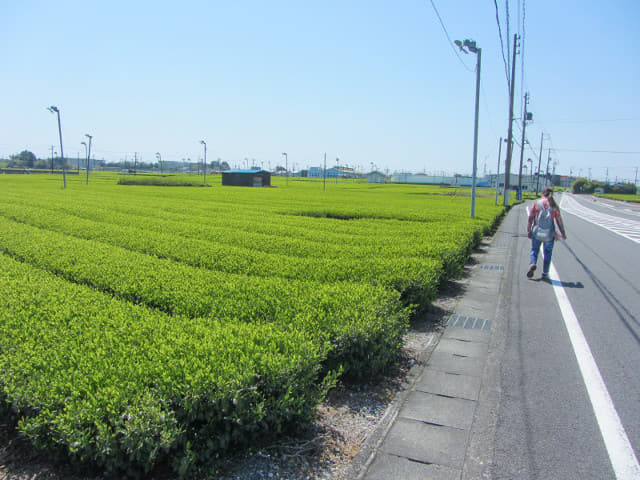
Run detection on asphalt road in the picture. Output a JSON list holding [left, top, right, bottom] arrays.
[[483, 193, 640, 480]]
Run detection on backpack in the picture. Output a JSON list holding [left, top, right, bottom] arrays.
[[533, 199, 555, 242]]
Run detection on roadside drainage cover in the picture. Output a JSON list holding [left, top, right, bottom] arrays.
[[447, 314, 492, 331]]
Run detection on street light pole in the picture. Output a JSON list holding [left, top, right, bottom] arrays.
[[282, 152, 288, 186], [84, 134, 93, 185], [156, 152, 162, 174], [81, 141, 88, 176], [200, 141, 207, 185], [454, 39, 481, 218], [47, 106, 66, 188], [323, 153, 327, 191]]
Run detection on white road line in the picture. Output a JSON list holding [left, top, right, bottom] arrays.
[[560, 194, 640, 244], [549, 263, 640, 479]]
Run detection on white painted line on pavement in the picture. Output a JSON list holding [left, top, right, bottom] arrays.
[[549, 263, 640, 480], [560, 194, 640, 244]]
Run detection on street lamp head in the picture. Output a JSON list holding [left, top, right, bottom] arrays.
[[200, 140, 206, 146], [463, 39, 478, 53], [85, 133, 92, 140], [454, 39, 468, 54], [81, 141, 87, 146], [47, 106, 59, 113]]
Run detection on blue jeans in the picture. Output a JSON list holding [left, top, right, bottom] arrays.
[[530, 237, 554, 275]]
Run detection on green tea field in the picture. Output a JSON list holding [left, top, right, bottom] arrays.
[[0, 173, 504, 477]]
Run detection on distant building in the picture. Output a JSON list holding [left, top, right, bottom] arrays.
[[391, 173, 455, 185], [308, 166, 361, 179], [366, 171, 388, 183], [222, 169, 271, 187], [308, 167, 323, 178]]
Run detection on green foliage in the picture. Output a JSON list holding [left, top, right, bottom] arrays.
[[572, 177, 637, 195], [117, 174, 209, 186], [8, 150, 37, 167], [0, 253, 327, 476], [597, 192, 640, 203], [0, 174, 505, 476]]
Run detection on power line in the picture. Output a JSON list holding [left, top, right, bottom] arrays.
[[428, 0, 475, 72], [506, 0, 511, 71], [552, 149, 640, 154], [493, 0, 510, 88], [542, 117, 639, 125], [520, 0, 526, 118]]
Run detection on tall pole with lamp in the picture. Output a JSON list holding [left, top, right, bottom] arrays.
[[84, 134, 92, 185], [200, 141, 207, 185], [47, 106, 66, 188], [81, 141, 88, 176], [454, 39, 481, 218], [282, 152, 288, 186]]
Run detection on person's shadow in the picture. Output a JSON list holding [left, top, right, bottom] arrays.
[[538, 277, 584, 288]]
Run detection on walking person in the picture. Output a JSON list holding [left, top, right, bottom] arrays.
[[527, 186, 567, 279]]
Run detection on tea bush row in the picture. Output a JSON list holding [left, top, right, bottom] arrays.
[[0, 252, 330, 477], [0, 215, 411, 379]]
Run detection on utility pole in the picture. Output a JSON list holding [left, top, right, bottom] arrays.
[[50, 145, 55, 173], [134, 152, 138, 175], [517, 92, 530, 200], [495, 137, 503, 206], [545, 149, 551, 186], [536, 133, 544, 195], [503, 34, 519, 207]]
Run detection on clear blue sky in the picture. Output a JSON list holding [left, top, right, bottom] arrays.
[[2, 0, 639, 183]]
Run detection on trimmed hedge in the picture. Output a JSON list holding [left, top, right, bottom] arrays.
[[0, 253, 328, 477]]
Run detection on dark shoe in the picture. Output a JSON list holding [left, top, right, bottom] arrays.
[[527, 265, 536, 278], [541, 272, 548, 279]]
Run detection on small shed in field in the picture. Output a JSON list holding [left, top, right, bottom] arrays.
[[222, 169, 271, 187]]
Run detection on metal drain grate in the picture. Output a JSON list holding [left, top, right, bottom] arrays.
[[447, 314, 492, 331], [478, 264, 504, 271]]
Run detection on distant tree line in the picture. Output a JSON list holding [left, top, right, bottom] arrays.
[[1, 150, 234, 173], [3, 150, 72, 170], [572, 177, 637, 195]]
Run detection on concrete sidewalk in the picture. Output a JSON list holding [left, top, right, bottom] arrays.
[[345, 206, 520, 480]]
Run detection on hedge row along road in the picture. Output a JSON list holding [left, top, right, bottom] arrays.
[[0, 174, 504, 477]]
